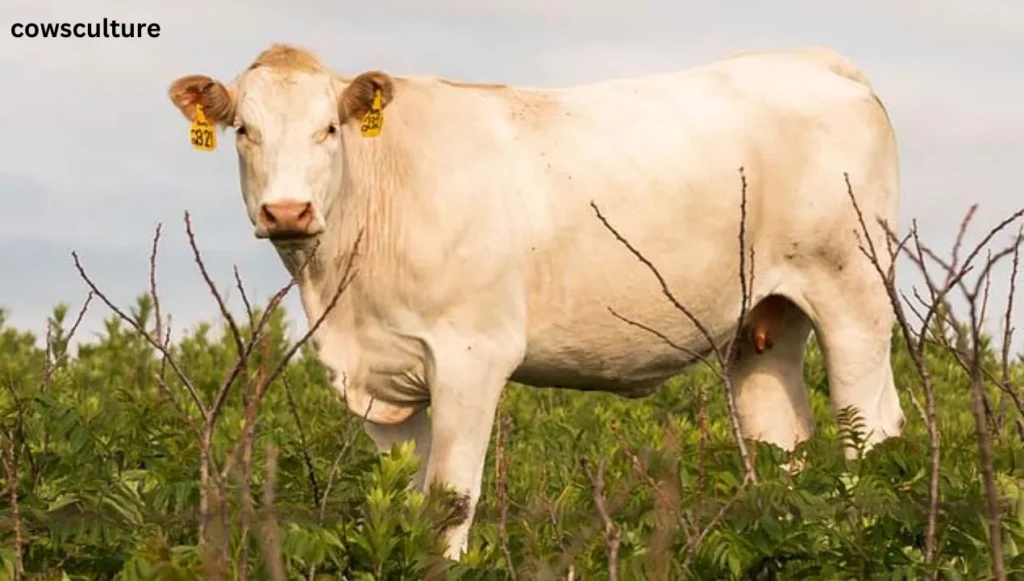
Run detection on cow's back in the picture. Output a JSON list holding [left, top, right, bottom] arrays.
[[493, 51, 899, 390]]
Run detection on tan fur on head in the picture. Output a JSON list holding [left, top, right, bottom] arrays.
[[340, 71, 396, 125], [167, 74, 235, 126], [167, 46, 399, 131], [247, 43, 328, 74]]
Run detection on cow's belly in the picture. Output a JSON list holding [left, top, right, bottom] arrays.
[[511, 192, 789, 394], [511, 331, 720, 394], [512, 279, 749, 394]]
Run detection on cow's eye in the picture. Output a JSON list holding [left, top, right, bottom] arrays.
[[326, 123, 338, 135], [235, 125, 248, 136]]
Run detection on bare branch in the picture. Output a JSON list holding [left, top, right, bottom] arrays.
[[723, 166, 755, 367], [282, 372, 320, 502], [260, 443, 286, 581], [41, 291, 94, 385], [1000, 228, 1021, 388], [589, 201, 722, 361], [257, 230, 363, 391], [979, 250, 993, 330], [72, 250, 209, 420], [607, 307, 713, 368], [184, 211, 244, 357], [967, 295, 1006, 581], [154, 375, 204, 443], [234, 265, 255, 330], [846, 175, 943, 572], [590, 166, 758, 484], [958, 207, 1024, 285], [220, 230, 363, 481], [950, 204, 979, 275], [682, 486, 745, 571], [495, 412, 517, 581], [236, 339, 266, 581], [874, 195, 1022, 580], [582, 457, 621, 581], [203, 236, 333, 433], [149, 223, 164, 345]]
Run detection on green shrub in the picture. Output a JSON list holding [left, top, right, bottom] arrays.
[[0, 294, 1021, 580]]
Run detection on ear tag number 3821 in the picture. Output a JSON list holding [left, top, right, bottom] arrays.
[[360, 89, 384, 138], [190, 104, 217, 152]]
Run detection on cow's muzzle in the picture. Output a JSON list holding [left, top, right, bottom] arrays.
[[255, 200, 324, 240]]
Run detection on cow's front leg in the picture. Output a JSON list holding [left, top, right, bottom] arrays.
[[362, 406, 433, 490], [423, 348, 515, 560]]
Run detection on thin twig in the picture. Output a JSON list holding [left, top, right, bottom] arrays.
[[149, 223, 164, 346], [282, 372, 320, 502], [846, 177, 943, 572], [999, 229, 1021, 433], [607, 307, 712, 368], [184, 211, 244, 357], [582, 457, 621, 581], [72, 250, 209, 419], [234, 265, 255, 330], [220, 230, 362, 480], [682, 486, 746, 570], [968, 297, 1006, 581], [589, 167, 757, 484], [261, 443, 286, 581], [236, 337, 267, 581], [495, 412, 517, 580], [869, 194, 1023, 580]]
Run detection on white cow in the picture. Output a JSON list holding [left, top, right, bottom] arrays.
[[167, 44, 905, 558]]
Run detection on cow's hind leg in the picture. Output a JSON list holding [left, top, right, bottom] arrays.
[[730, 295, 816, 451], [363, 407, 433, 490], [795, 249, 906, 458]]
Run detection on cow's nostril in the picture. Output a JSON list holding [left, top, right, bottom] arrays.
[[260, 204, 277, 225]]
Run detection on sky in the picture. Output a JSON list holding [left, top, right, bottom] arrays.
[[1, 0, 1022, 355]]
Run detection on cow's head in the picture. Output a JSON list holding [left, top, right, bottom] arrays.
[[167, 44, 394, 244]]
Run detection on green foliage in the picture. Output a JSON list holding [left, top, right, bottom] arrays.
[[0, 296, 1022, 580]]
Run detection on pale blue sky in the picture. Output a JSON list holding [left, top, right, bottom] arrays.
[[1, 0, 1022, 353]]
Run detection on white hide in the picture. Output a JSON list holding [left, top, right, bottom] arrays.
[[169, 45, 905, 559]]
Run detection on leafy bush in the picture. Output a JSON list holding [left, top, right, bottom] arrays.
[[1, 204, 1022, 580], [0, 292, 1021, 580]]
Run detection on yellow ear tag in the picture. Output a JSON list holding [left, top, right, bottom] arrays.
[[360, 89, 384, 138], [189, 103, 217, 152]]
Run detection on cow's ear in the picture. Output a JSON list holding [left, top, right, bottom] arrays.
[[168, 74, 236, 126], [339, 71, 395, 124]]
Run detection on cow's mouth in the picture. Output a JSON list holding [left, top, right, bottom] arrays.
[[265, 231, 320, 242]]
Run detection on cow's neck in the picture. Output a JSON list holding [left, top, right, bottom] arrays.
[[277, 128, 415, 326]]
